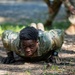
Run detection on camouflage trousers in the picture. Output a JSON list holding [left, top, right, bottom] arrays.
[[44, 0, 62, 26]]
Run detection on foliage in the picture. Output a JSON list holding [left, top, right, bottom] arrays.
[[52, 21, 70, 30], [0, 21, 70, 36], [45, 21, 70, 30], [0, 23, 25, 36]]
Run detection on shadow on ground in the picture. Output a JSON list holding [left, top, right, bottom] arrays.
[[0, 34, 75, 75]]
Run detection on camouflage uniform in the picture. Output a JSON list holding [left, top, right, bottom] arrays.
[[44, 0, 62, 26], [44, 0, 75, 26], [2, 29, 64, 57], [64, 0, 75, 24]]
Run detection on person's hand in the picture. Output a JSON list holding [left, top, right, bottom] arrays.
[[2, 57, 15, 64], [69, 6, 75, 14]]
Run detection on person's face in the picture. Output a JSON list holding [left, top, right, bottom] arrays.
[[21, 40, 39, 57]]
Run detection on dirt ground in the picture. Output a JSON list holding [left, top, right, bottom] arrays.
[[0, 34, 75, 75]]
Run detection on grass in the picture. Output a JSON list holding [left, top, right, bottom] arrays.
[[0, 23, 25, 36], [45, 21, 70, 30], [0, 21, 70, 36], [52, 21, 70, 29]]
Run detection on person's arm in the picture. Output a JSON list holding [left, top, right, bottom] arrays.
[[1, 30, 16, 64], [61, 0, 75, 14]]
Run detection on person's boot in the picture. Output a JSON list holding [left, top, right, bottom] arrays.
[[65, 15, 75, 35], [65, 24, 75, 35]]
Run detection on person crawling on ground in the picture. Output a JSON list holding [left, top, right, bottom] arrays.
[[1, 23, 64, 64]]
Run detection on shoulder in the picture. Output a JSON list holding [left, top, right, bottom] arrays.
[[2, 30, 19, 43]]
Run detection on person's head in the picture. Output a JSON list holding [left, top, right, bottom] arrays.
[[19, 26, 39, 57]]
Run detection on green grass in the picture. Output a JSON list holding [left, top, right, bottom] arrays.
[[45, 21, 70, 30], [0, 21, 70, 36], [0, 23, 25, 36], [52, 21, 70, 29]]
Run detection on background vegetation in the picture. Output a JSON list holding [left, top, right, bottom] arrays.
[[0, 20, 70, 36]]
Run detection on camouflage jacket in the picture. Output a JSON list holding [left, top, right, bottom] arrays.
[[2, 29, 64, 57]]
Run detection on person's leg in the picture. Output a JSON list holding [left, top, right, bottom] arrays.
[[44, 0, 62, 27], [30, 23, 37, 29], [37, 23, 45, 31]]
